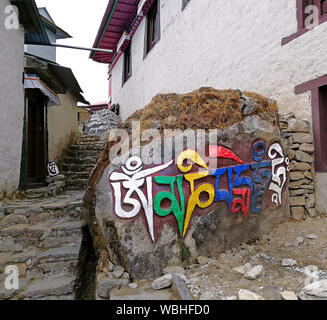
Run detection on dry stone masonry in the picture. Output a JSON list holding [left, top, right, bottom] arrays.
[[85, 109, 119, 135], [0, 191, 87, 300], [62, 134, 106, 191], [279, 113, 317, 220]]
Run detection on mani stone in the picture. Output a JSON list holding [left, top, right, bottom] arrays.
[[292, 133, 313, 144], [88, 91, 289, 280], [291, 207, 305, 220], [238, 289, 264, 300], [295, 151, 313, 163], [290, 196, 306, 207]]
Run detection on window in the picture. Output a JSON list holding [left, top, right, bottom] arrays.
[[182, 0, 191, 10], [295, 74, 327, 172], [123, 43, 132, 84], [145, 0, 160, 54], [282, 0, 327, 45], [314, 85, 327, 172]]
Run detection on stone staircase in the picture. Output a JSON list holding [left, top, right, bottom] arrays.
[[0, 191, 93, 300], [62, 134, 106, 191]]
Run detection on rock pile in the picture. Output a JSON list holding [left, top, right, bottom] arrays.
[[279, 113, 316, 220], [85, 109, 119, 135]]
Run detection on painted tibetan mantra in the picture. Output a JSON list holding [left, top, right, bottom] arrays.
[[109, 141, 289, 242]]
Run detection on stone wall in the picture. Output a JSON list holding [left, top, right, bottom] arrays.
[[279, 113, 317, 220], [85, 109, 119, 136]]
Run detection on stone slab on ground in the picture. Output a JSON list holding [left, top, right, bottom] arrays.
[[20, 276, 75, 299], [109, 281, 174, 300]]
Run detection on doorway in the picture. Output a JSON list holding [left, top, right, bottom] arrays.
[[23, 90, 48, 188]]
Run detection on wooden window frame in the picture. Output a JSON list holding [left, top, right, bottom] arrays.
[[122, 42, 132, 85], [144, 0, 161, 57], [282, 0, 327, 45], [295, 74, 327, 172]]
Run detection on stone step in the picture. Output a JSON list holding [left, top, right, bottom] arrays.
[[62, 163, 95, 172], [28, 259, 79, 278], [69, 145, 104, 151], [20, 275, 76, 299], [25, 187, 57, 199], [76, 138, 101, 143], [65, 179, 89, 190], [67, 149, 100, 157], [74, 140, 105, 145], [64, 172, 90, 180], [63, 156, 98, 165], [49, 221, 85, 238], [0, 219, 84, 247], [33, 246, 80, 264], [40, 235, 82, 249]]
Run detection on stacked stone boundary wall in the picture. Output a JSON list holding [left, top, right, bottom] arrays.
[[279, 113, 317, 220]]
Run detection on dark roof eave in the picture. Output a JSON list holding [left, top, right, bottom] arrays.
[[10, 0, 50, 45], [40, 16, 72, 39], [24, 53, 89, 103], [89, 0, 116, 60]]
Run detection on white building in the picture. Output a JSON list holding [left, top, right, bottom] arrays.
[[0, 0, 88, 196], [91, 0, 327, 210]]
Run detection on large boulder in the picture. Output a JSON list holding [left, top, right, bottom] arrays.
[[85, 109, 119, 135], [84, 88, 290, 280]]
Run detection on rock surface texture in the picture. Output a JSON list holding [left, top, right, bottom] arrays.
[[85, 109, 119, 135], [85, 88, 291, 282], [62, 134, 106, 191], [279, 113, 316, 220], [0, 191, 87, 300]]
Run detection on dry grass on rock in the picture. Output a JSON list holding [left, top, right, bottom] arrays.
[[121, 87, 278, 134]]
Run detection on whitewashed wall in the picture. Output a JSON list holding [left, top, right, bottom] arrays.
[[0, 0, 24, 195], [110, 0, 327, 212], [111, 0, 327, 122]]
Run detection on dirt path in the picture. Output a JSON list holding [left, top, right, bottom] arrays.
[[186, 216, 327, 300]]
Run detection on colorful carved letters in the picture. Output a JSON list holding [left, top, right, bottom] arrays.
[[109, 141, 289, 242]]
